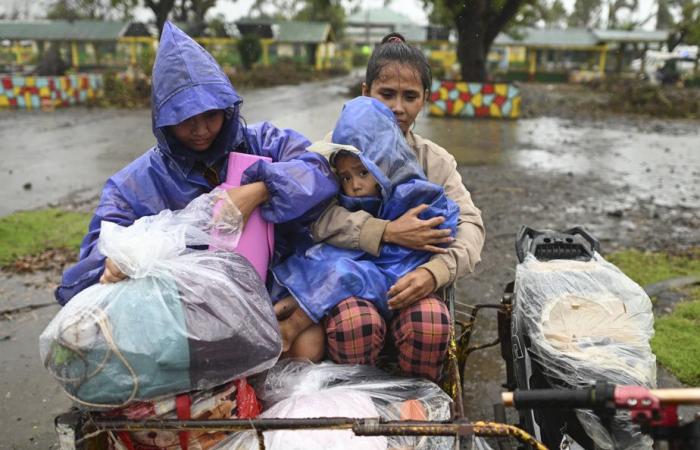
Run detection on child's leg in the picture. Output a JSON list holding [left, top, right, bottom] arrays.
[[389, 296, 450, 382], [285, 324, 325, 362], [325, 297, 386, 365], [274, 296, 314, 352]]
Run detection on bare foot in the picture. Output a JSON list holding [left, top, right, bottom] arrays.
[[274, 296, 298, 321], [276, 298, 314, 352], [286, 324, 325, 362]]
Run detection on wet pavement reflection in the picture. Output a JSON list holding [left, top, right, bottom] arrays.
[[416, 115, 700, 209]]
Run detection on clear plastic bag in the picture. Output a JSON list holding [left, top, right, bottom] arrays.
[[218, 360, 454, 450], [514, 253, 656, 449], [40, 190, 282, 409]]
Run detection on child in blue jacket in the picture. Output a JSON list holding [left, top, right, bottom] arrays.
[[55, 22, 337, 304], [273, 97, 458, 363]]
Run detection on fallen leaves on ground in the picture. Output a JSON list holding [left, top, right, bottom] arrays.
[[4, 248, 77, 274]]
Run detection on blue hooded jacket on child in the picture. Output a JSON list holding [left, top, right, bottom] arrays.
[[55, 22, 338, 305], [273, 97, 459, 321]]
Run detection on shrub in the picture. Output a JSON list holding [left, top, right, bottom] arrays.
[[237, 35, 262, 70]]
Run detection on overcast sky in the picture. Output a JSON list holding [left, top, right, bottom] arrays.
[[0, 0, 661, 28]]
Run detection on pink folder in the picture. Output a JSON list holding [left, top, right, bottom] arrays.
[[211, 152, 274, 282]]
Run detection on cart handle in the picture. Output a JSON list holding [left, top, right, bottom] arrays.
[[502, 383, 700, 410]]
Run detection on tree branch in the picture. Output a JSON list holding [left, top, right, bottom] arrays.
[[484, 0, 525, 47]]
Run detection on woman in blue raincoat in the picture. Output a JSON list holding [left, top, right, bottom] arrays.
[[55, 22, 337, 304]]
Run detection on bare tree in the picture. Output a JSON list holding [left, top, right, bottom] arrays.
[[607, 0, 639, 28], [568, 0, 603, 27], [425, 0, 528, 81]]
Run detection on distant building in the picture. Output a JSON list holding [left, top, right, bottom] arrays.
[[0, 20, 152, 69], [345, 7, 427, 45], [492, 27, 670, 75], [235, 19, 335, 69]]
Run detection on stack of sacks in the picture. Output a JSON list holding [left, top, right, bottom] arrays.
[[40, 190, 282, 449]]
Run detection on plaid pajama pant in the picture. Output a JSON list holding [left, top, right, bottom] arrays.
[[324, 296, 450, 381]]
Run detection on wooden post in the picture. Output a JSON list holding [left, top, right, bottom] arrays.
[[528, 48, 537, 81], [130, 39, 137, 66], [11, 41, 25, 64], [598, 44, 607, 77], [315, 44, 324, 70], [71, 41, 79, 69], [261, 39, 272, 67]]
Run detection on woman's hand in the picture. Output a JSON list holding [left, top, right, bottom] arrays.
[[387, 268, 436, 310], [100, 258, 127, 284], [226, 182, 270, 224], [383, 204, 453, 253]]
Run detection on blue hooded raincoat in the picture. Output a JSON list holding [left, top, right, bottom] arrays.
[[55, 22, 338, 305], [272, 97, 459, 321]]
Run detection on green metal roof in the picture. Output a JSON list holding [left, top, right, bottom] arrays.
[[593, 29, 669, 43], [277, 21, 331, 43], [346, 8, 415, 25], [508, 27, 600, 48], [0, 20, 131, 41], [494, 27, 671, 49]]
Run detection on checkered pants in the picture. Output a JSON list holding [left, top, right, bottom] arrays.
[[324, 296, 450, 381]]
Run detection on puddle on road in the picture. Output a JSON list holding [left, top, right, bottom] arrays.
[[415, 115, 700, 208]]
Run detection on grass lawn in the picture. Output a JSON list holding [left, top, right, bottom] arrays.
[[0, 209, 91, 266], [651, 291, 700, 386], [608, 249, 700, 386], [606, 249, 700, 287]]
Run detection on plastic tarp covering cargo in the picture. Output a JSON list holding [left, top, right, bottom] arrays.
[[514, 253, 656, 449], [218, 360, 456, 450], [40, 190, 282, 409]]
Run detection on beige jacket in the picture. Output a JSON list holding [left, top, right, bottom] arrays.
[[310, 131, 485, 289]]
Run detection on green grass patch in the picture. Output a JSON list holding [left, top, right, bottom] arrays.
[[652, 289, 700, 386], [606, 249, 700, 287], [607, 249, 700, 385], [0, 209, 90, 266]]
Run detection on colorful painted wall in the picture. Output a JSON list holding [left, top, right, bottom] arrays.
[[0, 74, 102, 110], [429, 80, 521, 119]]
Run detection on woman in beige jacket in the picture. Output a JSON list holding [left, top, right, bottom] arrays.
[[280, 33, 485, 381]]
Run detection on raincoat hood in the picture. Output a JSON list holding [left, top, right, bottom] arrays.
[[151, 21, 244, 166], [325, 97, 426, 206]]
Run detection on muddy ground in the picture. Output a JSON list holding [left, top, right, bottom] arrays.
[[1, 77, 699, 449]]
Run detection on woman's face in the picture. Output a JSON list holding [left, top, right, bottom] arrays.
[[170, 109, 224, 151], [363, 63, 427, 135]]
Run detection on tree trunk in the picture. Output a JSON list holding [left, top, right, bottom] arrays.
[[145, 0, 176, 38], [454, 3, 487, 82]]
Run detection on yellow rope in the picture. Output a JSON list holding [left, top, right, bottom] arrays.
[[473, 421, 548, 450], [51, 309, 141, 409]]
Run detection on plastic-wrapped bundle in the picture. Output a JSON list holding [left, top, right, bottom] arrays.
[[219, 360, 454, 450], [40, 190, 282, 409], [514, 253, 656, 449]]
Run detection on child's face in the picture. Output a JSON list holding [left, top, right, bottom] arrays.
[[170, 109, 224, 151], [334, 154, 379, 198]]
